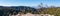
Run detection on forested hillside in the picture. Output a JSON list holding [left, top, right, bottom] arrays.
[[0, 6, 60, 16], [0, 6, 37, 16]]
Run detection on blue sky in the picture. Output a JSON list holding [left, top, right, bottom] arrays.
[[0, 0, 60, 7]]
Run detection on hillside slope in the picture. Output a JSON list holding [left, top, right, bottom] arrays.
[[39, 7, 60, 16]]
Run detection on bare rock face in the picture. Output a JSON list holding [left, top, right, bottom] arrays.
[[10, 13, 54, 16]]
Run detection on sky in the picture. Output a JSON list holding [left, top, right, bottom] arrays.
[[0, 0, 60, 7]]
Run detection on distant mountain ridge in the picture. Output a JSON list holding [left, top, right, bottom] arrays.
[[0, 6, 37, 16]]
